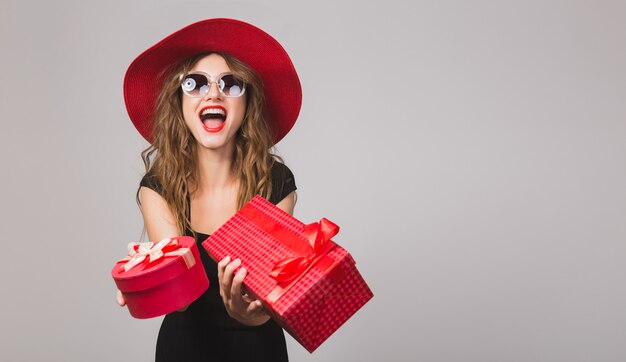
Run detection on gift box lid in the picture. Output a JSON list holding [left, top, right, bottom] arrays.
[[112, 236, 198, 293]]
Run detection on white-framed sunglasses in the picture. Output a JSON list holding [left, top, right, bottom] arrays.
[[180, 71, 246, 98]]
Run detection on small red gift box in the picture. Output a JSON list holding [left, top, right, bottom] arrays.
[[202, 196, 373, 352], [112, 236, 209, 319]]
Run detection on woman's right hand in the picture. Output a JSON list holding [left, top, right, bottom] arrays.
[[116, 289, 126, 306]]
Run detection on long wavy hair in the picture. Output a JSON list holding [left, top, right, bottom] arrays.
[[137, 52, 278, 236]]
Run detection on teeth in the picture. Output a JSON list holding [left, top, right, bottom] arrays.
[[201, 108, 226, 116]]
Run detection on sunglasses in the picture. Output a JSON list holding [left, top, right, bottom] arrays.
[[180, 71, 246, 98]]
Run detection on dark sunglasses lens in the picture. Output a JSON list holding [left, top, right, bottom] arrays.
[[219, 74, 245, 97], [181, 73, 208, 96]]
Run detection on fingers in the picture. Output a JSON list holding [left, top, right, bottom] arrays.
[[242, 293, 252, 304], [217, 257, 268, 325], [230, 267, 246, 303], [220, 258, 241, 301], [228, 267, 247, 312], [116, 290, 126, 306], [217, 256, 231, 296], [246, 300, 264, 315]]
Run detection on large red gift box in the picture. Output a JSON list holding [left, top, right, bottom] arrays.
[[112, 236, 209, 319], [202, 196, 373, 352]]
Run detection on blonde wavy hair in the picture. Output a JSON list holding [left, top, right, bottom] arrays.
[[137, 52, 278, 236]]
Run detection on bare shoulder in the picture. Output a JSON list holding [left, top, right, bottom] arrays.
[[276, 190, 297, 215]]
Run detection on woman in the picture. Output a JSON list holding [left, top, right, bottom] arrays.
[[117, 18, 302, 361]]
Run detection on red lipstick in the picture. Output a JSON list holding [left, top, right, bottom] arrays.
[[198, 105, 227, 133]]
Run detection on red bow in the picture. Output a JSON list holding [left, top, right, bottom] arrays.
[[118, 237, 195, 273], [268, 218, 339, 283]]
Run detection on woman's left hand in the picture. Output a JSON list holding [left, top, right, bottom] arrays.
[[217, 256, 270, 326]]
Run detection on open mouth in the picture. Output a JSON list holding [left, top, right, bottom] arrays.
[[198, 106, 227, 132]]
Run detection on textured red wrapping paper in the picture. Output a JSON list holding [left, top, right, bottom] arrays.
[[202, 196, 373, 352], [112, 236, 209, 319]]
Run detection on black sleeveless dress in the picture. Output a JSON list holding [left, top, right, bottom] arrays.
[[140, 162, 296, 362]]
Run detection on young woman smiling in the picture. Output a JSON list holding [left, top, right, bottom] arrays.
[[117, 18, 302, 361]]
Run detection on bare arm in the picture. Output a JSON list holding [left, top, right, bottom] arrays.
[[137, 186, 180, 241], [276, 191, 296, 215], [117, 186, 180, 307]]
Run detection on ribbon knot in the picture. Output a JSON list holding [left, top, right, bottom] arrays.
[[268, 218, 339, 283], [119, 237, 194, 273]]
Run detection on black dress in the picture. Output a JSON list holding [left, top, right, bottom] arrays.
[[140, 162, 296, 362]]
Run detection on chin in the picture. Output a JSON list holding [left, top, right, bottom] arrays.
[[195, 133, 234, 151]]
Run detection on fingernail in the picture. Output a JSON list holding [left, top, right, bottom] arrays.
[[238, 267, 246, 276], [233, 258, 241, 266], [221, 256, 231, 263]]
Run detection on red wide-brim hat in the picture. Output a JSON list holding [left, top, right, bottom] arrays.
[[124, 18, 302, 144]]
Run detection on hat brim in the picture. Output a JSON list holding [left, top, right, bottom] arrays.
[[124, 18, 302, 144]]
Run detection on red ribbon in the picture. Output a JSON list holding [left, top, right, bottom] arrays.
[[118, 237, 195, 273], [238, 200, 340, 305], [268, 218, 339, 283]]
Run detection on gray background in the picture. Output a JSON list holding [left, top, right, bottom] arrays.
[[1, 0, 625, 361]]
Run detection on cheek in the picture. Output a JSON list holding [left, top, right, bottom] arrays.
[[181, 98, 198, 126], [231, 98, 247, 123]]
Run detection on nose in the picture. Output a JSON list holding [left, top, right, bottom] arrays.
[[203, 80, 222, 100]]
